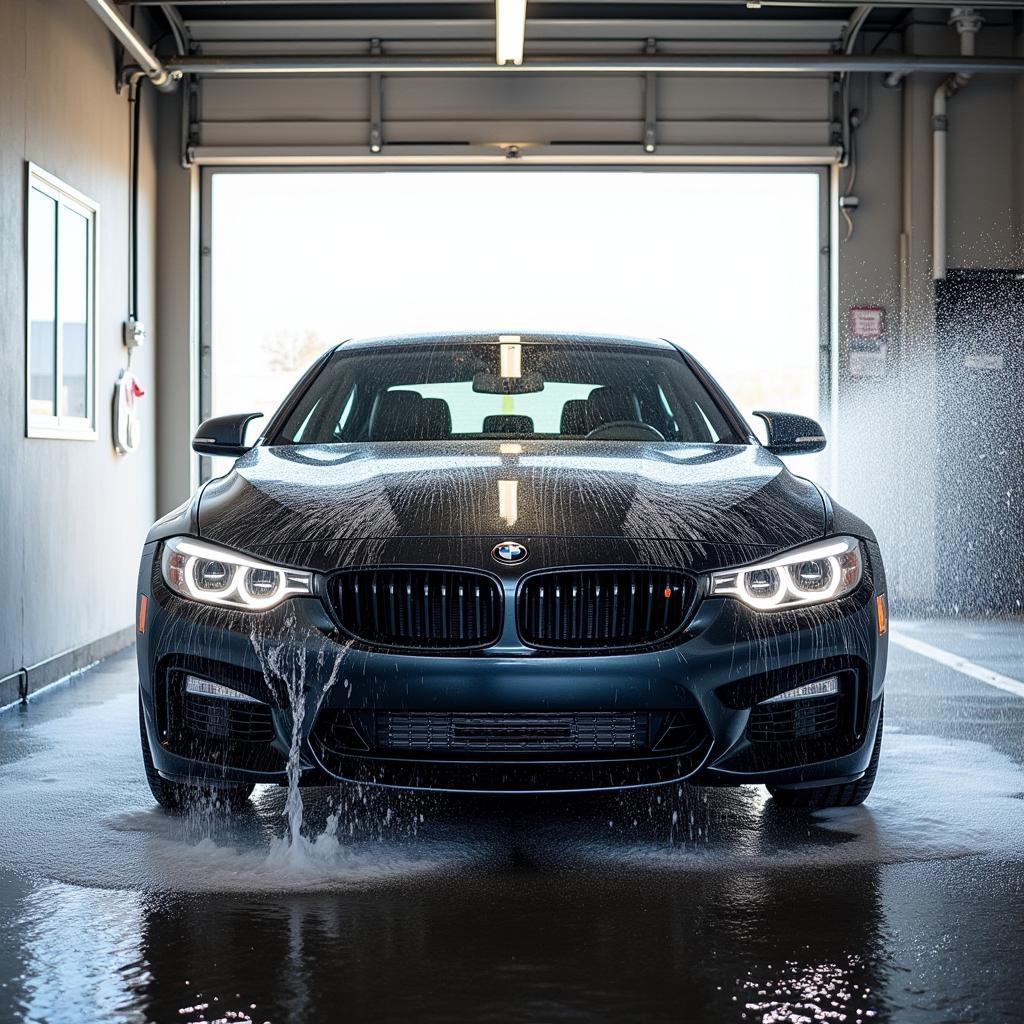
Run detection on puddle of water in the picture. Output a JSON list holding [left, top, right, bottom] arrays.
[[565, 730, 1024, 872]]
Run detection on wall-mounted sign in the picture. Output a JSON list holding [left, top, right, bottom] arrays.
[[964, 352, 1004, 371], [848, 307, 886, 339], [848, 306, 887, 378]]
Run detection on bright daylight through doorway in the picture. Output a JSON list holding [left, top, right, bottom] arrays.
[[210, 170, 822, 460]]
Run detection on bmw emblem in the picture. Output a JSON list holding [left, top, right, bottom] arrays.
[[493, 542, 528, 564]]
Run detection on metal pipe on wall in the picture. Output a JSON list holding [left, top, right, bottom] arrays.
[[164, 53, 1024, 77], [933, 8, 982, 281], [81, 0, 179, 90]]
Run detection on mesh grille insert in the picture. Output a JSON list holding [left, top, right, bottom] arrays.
[[182, 693, 275, 744], [376, 711, 649, 753], [748, 694, 842, 743]]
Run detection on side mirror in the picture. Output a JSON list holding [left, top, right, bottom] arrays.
[[752, 411, 826, 456], [192, 412, 264, 457]]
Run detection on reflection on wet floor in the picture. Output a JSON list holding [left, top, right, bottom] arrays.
[[2, 621, 1024, 1023]]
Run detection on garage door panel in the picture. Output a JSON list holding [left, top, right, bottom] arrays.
[[383, 75, 643, 120], [201, 77, 371, 122], [658, 75, 831, 121], [194, 68, 833, 158]]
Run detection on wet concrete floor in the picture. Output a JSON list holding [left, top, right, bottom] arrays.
[[1, 618, 1023, 1024]]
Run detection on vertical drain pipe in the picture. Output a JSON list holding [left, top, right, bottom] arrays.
[[933, 7, 982, 280]]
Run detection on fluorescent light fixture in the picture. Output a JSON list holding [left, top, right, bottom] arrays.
[[498, 479, 519, 525], [184, 675, 263, 703], [499, 336, 522, 377], [495, 0, 527, 66], [760, 676, 839, 704]]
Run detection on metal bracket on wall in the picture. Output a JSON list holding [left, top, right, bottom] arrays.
[[369, 39, 383, 154], [182, 73, 200, 168], [0, 668, 29, 707], [643, 38, 658, 154], [828, 47, 846, 158]]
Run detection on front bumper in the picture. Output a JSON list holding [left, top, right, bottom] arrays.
[[137, 539, 887, 794]]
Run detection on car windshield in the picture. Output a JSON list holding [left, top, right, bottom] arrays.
[[273, 340, 744, 445]]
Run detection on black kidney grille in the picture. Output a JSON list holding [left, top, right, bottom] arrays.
[[748, 694, 842, 743], [376, 711, 649, 753], [333, 569, 502, 648], [518, 570, 691, 649]]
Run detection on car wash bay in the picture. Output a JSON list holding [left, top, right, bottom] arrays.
[[3, 1, 1024, 1022]]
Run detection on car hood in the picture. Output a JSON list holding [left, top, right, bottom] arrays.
[[197, 440, 825, 559]]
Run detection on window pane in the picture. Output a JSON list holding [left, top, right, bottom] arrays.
[[60, 207, 89, 420], [28, 188, 57, 419]]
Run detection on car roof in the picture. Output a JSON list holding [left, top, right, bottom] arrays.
[[336, 331, 679, 353]]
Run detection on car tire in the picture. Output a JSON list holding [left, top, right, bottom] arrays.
[[139, 695, 255, 813], [767, 702, 883, 810]]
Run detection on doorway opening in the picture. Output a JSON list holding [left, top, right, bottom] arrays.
[[205, 168, 826, 467]]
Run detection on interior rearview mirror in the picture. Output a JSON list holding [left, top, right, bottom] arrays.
[[192, 412, 264, 458], [752, 411, 826, 456], [472, 371, 545, 395]]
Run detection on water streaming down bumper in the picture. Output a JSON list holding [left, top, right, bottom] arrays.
[[137, 535, 887, 793]]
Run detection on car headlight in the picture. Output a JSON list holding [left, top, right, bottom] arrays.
[[161, 536, 313, 610], [709, 536, 863, 610]]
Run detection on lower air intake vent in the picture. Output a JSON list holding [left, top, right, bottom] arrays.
[[332, 569, 502, 649], [376, 711, 649, 753], [183, 693, 275, 744], [518, 569, 691, 650], [160, 668, 285, 773], [748, 694, 841, 743]]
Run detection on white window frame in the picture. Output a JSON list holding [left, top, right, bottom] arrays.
[[25, 163, 99, 440]]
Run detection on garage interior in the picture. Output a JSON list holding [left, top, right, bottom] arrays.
[[2, 0, 1024, 1020]]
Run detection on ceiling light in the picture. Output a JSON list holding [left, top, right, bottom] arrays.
[[496, 0, 527, 66]]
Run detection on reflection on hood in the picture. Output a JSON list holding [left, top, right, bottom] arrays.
[[198, 440, 825, 555]]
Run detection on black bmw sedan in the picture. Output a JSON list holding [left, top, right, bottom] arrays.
[[137, 332, 887, 810]]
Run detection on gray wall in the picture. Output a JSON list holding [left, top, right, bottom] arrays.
[[0, 0, 158, 681], [155, 111, 198, 516], [837, 14, 1024, 610]]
